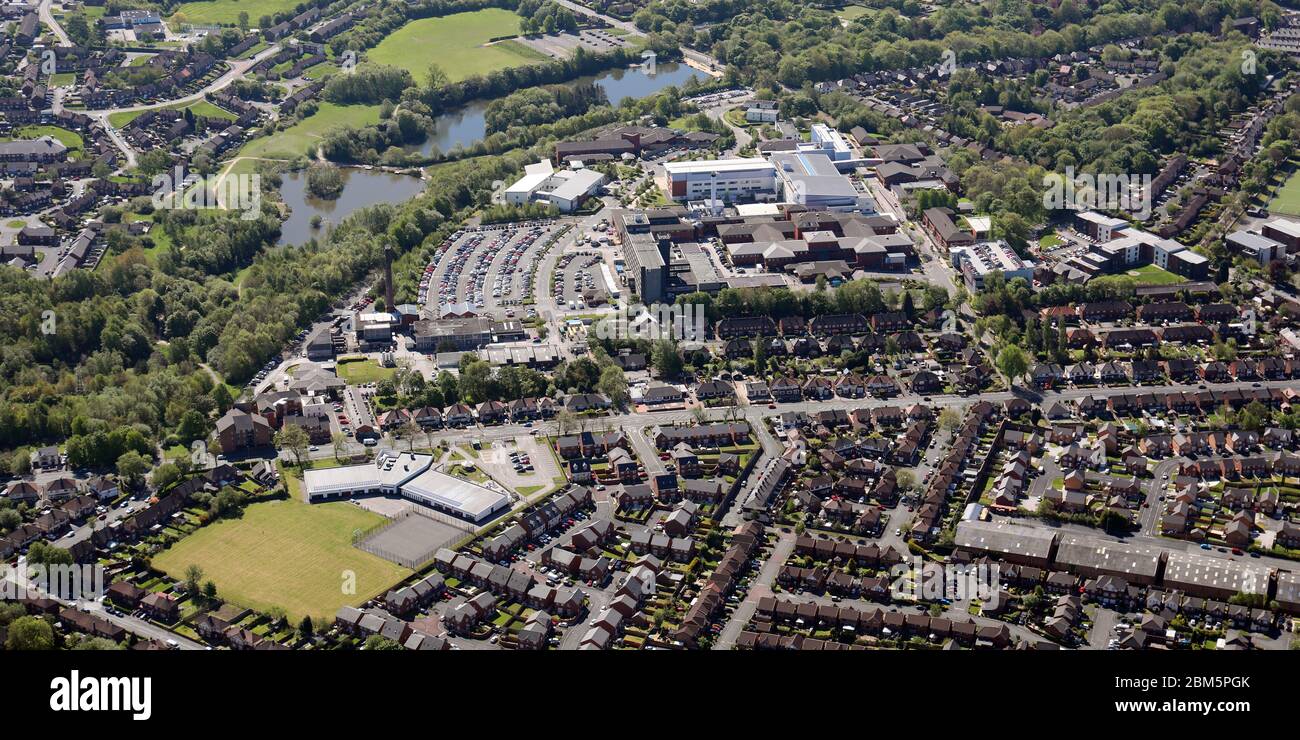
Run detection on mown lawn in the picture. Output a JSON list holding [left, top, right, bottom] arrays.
[[171, 0, 305, 26], [153, 488, 408, 623], [108, 100, 237, 129], [1125, 263, 1187, 285], [366, 9, 549, 82], [335, 358, 396, 385], [8, 125, 84, 155], [238, 103, 380, 160], [836, 4, 871, 20], [1268, 168, 1300, 217]]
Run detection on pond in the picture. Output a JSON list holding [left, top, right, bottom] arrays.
[[276, 168, 426, 246], [408, 61, 705, 156]]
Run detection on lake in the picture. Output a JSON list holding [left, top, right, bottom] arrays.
[[277, 168, 426, 246], [409, 61, 705, 156]]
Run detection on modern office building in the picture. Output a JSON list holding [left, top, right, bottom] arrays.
[[505, 160, 606, 213], [662, 158, 778, 203], [803, 123, 855, 162], [951, 240, 1035, 291], [1262, 217, 1300, 251], [771, 150, 876, 212]]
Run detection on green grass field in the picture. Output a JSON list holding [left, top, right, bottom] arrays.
[[6, 126, 85, 159], [153, 490, 409, 622], [335, 358, 396, 385], [1124, 263, 1187, 285], [108, 100, 237, 129], [367, 9, 549, 82], [171, 0, 305, 26], [836, 4, 871, 20], [1097, 260, 1190, 286], [238, 102, 380, 160], [1268, 170, 1300, 217], [186, 100, 239, 121]]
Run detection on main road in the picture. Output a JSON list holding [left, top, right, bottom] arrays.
[[549, 0, 725, 70], [39, 0, 71, 46], [294, 376, 1300, 465], [0, 563, 205, 650], [83, 43, 284, 117]]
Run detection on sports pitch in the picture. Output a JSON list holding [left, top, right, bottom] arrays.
[[172, 0, 306, 26], [1268, 170, 1300, 217], [366, 9, 550, 82], [153, 487, 409, 623]]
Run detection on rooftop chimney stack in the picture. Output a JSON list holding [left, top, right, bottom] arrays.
[[383, 244, 395, 313]]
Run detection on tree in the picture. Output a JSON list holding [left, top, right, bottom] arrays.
[[555, 410, 577, 436], [275, 425, 311, 468], [425, 63, 449, 90], [212, 383, 234, 414], [184, 564, 204, 594], [71, 636, 122, 650], [896, 469, 917, 491], [298, 615, 315, 639], [332, 432, 347, 461], [151, 462, 182, 492], [5, 616, 54, 650], [116, 451, 150, 492], [752, 337, 767, 376], [651, 339, 683, 379], [597, 365, 629, 407], [138, 149, 172, 177], [9, 450, 30, 477], [401, 418, 420, 452], [202, 580, 218, 601], [364, 635, 403, 651], [26, 541, 73, 566], [937, 407, 961, 432], [995, 344, 1029, 387]]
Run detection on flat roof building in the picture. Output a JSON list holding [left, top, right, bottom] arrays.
[[771, 150, 875, 212], [1226, 230, 1285, 264], [953, 520, 1057, 568], [1052, 535, 1163, 585], [1161, 551, 1270, 600], [951, 240, 1035, 291], [662, 158, 777, 204], [303, 449, 509, 521], [505, 160, 605, 213]]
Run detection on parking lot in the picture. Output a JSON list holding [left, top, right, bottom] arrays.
[[421, 221, 563, 319], [519, 29, 628, 59], [554, 250, 608, 309], [474, 436, 562, 496]]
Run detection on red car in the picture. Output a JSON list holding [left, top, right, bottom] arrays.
[[1231, 548, 1244, 556]]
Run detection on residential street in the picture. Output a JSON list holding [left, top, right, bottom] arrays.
[[714, 527, 797, 649]]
